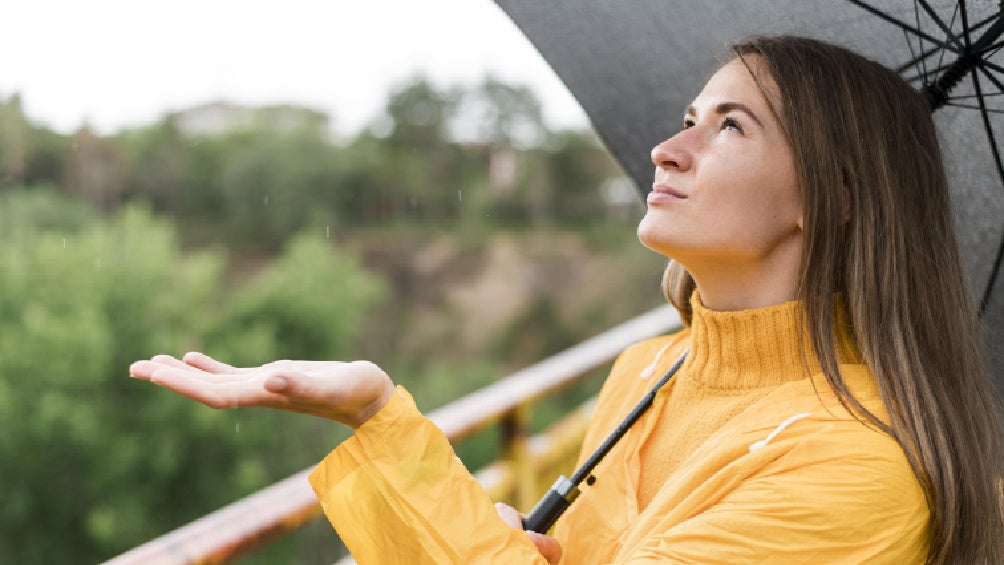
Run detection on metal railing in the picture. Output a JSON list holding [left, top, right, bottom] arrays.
[[106, 304, 682, 565]]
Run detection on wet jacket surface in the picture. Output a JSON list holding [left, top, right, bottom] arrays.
[[309, 297, 929, 564]]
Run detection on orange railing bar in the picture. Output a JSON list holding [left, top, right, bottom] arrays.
[[105, 304, 682, 565], [429, 304, 680, 441]]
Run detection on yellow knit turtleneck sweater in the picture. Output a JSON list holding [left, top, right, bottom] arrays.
[[635, 292, 836, 510]]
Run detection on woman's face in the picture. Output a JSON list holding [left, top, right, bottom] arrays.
[[638, 57, 802, 273]]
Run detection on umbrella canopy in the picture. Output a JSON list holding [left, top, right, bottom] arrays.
[[494, 0, 1004, 385]]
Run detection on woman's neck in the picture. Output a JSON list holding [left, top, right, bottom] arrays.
[[693, 277, 798, 311], [683, 244, 801, 311]]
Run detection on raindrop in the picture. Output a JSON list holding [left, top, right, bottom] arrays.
[[95, 258, 102, 270], [62, 238, 66, 249], [264, 195, 269, 206], [236, 421, 240, 433], [326, 225, 330, 239], [457, 189, 462, 202]]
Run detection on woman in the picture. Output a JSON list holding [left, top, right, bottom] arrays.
[[131, 36, 1004, 563]]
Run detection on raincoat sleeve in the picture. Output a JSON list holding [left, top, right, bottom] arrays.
[[308, 386, 550, 565]]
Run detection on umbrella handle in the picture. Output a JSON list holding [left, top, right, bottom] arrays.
[[522, 475, 580, 533], [520, 351, 689, 534]]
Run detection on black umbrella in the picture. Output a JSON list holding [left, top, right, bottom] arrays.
[[492, 0, 1004, 387]]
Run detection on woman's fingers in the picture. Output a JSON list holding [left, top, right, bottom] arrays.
[[494, 502, 562, 564], [526, 531, 562, 565], [129, 360, 158, 381], [145, 366, 286, 409], [183, 352, 242, 374], [131, 358, 246, 384], [494, 502, 522, 528], [135, 362, 342, 414], [151, 354, 195, 371], [130, 359, 199, 381]]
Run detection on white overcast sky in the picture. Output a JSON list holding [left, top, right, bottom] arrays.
[[0, 0, 588, 137]]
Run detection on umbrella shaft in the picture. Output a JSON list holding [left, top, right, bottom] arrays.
[[927, 7, 1004, 110]]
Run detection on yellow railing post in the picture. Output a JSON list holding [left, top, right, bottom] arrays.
[[501, 404, 536, 511]]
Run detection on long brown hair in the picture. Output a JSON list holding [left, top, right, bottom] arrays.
[[663, 35, 1004, 563]]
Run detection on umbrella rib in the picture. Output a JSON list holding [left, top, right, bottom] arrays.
[[919, 7, 1004, 108], [917, 0, 965, 50], [909, 2, 929, 86], [846, 0, 962, 54], [898, 43, 998, 77], [976, 64, 1004, 97], [904, 25, 929, 86], [903, 60, 971, 83], [898, 43, 951, 74], [942, 102, 1004, 113], [959, 0, 974, 54], [969, 67, 1004, 313], [915, 2, 930, 85], [905, 60, 960, 77], [897, 9, 1003, 75], [983, 230, 1004, 315], [986, 40, 1004, 59], [907, 62, 1004, 86], [948, 90, 1004, 99], [935, 2, 962, 72], [958, 11, 1004, 59], [979, 59, 1004, 75], [945, 3, 1004, 98]]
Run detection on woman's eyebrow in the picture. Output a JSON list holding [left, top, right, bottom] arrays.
[[685, 102, 764, 127]]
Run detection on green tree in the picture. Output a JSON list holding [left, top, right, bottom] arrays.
[[0, 94, 69, 190], [0, 93, 30, 187], [117, 117, 189, 213], [460, 75, 545, 147], [382, 77, 458, 151], [376, 77, 470, 221], [208, 233, 388, 364], [544, 130, 623, 224], [215, 128, 344, 249], [0, 189, 386, 562]]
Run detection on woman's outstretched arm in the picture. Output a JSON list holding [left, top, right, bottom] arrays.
[[129, 353, 395, 428], [129, 352, 560, 563]]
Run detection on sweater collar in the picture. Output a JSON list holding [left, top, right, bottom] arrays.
[[681, 291, 822, 391]]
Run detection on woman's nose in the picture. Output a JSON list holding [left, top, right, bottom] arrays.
[[651, 134, 692, 172]]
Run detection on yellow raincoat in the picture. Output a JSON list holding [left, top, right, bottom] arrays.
[[310, 297, 929, 563]]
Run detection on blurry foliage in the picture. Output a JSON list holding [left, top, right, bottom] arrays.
[[0, 189, 386, 563], [210, 234, 387, 364], [0, 75, 659, 563], [0, 94, 68, 188], [1, 77, 629, 248]]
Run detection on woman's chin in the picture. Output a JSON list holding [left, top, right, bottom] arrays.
[[637, 224, 695, 264], [636, 215, 671, 253]]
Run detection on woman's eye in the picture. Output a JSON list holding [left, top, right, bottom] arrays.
[[722, 116, 743, 132]]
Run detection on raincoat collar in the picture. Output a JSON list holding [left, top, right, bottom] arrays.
[[681, 291, 819, 391]]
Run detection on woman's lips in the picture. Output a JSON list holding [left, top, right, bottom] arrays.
[[648, 183, 687, 205]]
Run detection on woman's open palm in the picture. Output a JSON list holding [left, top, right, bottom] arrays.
[[129, 352, 395, 428]]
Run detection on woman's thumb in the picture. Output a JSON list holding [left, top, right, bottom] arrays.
[[264, 374, 292, 393]]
